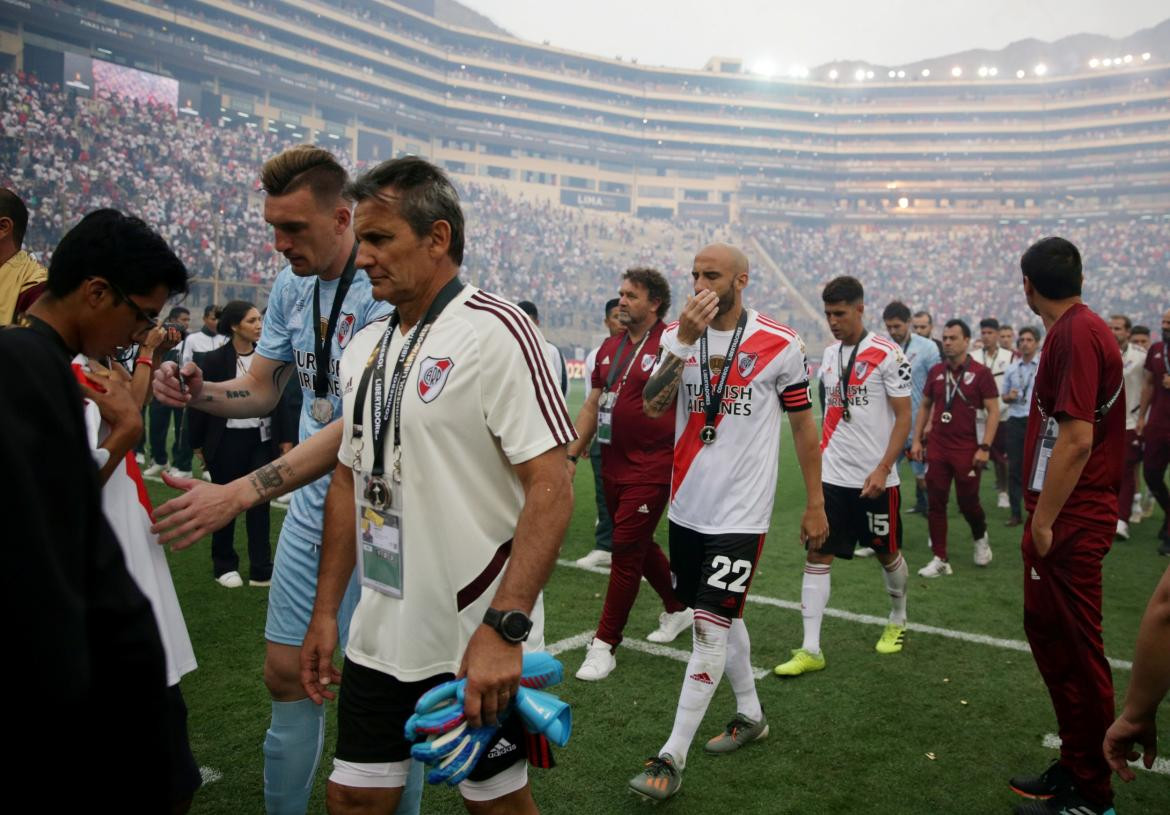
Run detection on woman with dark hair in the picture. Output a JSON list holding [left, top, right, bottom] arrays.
[[187, 300, 274, 588]]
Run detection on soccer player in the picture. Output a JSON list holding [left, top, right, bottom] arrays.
[[774, 277, 912, 677], [884, 300, 940, 515], [1001, 327, 1042, 527], [911, 319, 1000, 577], [301, 156, 574, 813], [627, 243, 826, 802], [575, 297, 622, 569], [977, 317, 1014, 509], [1110, 314, 1147, 541], [566, 268, 692, 683], [1137, 307, 1170, 554], [152, 146, 415, 814], [1009, 237, 1125, 815]]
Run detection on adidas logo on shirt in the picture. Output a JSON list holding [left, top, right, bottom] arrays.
[[487, 737, 518, 760], [1030, 567, 1040, 580], [688, 672, 714, 685], [637, 504, 650, 514]]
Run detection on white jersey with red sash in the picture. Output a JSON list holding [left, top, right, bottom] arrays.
[[659, 310, 811, 535]]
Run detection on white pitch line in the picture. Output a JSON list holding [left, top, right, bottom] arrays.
[[557, 559, 1134, 672], [199, 766, 223, 784], [1042, 734, 1169, 776], [545, 629, 769, 680]]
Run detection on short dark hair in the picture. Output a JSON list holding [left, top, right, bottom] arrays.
[[623, 267, 671, 319], [944, 318, 971, 339], [882, 301, 911, 323], [1021, 236, 1082, 300], [822, 275, 864, 305], [166, 306, 190, 320], [979, 317, 999, 331], [913, 310, 934, 325], [0, 188, 29, 250], [217, 300, 255, 336], [999, 324, 1013, 332], [604, 297, 619, 317], [260, 145, 349, 209], [203, 304, 220, 319], [1131, 324, 1151, 337], [47, 209, 188, 299], [1018, 325, 1042, 341], [1109, 314, 1132, 331], [345, 156, 464, 266], [517, 300, 539, 321]]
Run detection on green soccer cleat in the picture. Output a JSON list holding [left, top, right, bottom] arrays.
[[704, 711, 770, 754], [628, 753, 683, 802], [875, 623, 906, 654], [773, 648, 826, 677]]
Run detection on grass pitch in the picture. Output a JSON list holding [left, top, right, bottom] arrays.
[[152, 383, 1169, 814]]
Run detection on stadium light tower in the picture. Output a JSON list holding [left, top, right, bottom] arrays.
[[828, 68, 839, 80], [921, 68, 931, 77], [1142, 52, 1151, 60], [1016, 69, 1026, 78], [951, 66, 962, 77], [1089, 58, 1100, 68], [854, 68, 867, 81], [1033, 63, 1048, 76]]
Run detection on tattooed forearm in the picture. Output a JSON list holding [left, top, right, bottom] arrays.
[[225, 389, 251, 399], [247, 460, 296, 501], [643, 352, 685, 418], [270, 362, 292, 390]]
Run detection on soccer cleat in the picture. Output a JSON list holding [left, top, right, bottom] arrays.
[[998, 491, 1010, 509], [249, 578, 271, 588], [973, 534, 993, 567], [574, 638, 616, 681], [167, 468, 193, 479], [574, 549, 612, 570], [1129, 510, 1143, 525], [1115, 520, 1130, 541], [853, 545, 876, 558], [646, 608, 693, 643], [875, 623, 906, 654], [142, 462, 166, 477], [1013, 791, 1115, 815], [773, 648, 826, 677], [628, 754, 682, 802], [704, 711, 769, 754], [1008, 759, 1075, 800], [917, 556, 953, 578], [216, 571, 243, 588]]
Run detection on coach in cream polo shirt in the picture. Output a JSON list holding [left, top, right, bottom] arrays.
[[302, 157, 575, 813]]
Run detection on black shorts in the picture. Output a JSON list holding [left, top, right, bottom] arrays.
[[166, 684, 203, 804], [668, 520, 765, 618], [818, 483, 902, 559], [335, 658, 534, 781]]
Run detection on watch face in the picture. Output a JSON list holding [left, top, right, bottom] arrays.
[[501, 612, 531, 641]]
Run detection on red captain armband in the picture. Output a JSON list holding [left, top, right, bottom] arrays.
[[781, 382, 813, 413]]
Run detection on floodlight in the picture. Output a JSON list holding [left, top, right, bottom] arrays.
[[1089, 58, 1099, 68], [951, 66, 962, 77], [989, 67, 998, 76], [897, 197, 909, 209], [1033, 63, 1047, 76], [854, 68, 866, 81], [921, 68, 930, 77], [828, 68, 839, 79], [896, 70, 906, 78], [1124, 54, 1133, 63], [888, 70, 896, 78], [866, 70, 874, 79], [1016, 69, 1025, 78], [977, 66, 988, 77], [1141, 53, 1151, 60]]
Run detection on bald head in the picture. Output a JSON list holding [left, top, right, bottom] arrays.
[[692, 243, 749, 319], [695, 243, 749, 278]]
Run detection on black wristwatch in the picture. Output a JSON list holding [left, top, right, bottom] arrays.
[[977, 443, 991, 452], [482, 608, 532, 644]]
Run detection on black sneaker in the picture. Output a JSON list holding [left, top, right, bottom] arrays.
[[1014, 790, 1115, 815], [1009, 760, 1075, 800]]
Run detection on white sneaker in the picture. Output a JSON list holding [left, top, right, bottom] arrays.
[[574, 549, 612, 570], [575, 638, 616, 681], [646, 608, 693, 643], [216, 571, 243, 588], [142, 462, 166, 477], [997, 491, 1010, 509], [917, 556, 953, 578], [1116, 520, 1130, 541], [973, 534, 993, 567], [135, 453, 146, 464], [202, 471, 212, 482], [853, 546, 876, 558], [1130, 497, 1143, 525], [167, 468, 193, 479], [273, 493, 292, 506]]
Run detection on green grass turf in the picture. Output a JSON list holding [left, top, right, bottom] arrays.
[[149, 382, 1169, 814]]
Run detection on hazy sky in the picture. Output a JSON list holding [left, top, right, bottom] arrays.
[[463, 0, 1167, 71]]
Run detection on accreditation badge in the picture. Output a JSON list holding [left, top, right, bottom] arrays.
[[355, 472, 404, 598], [597, 390, 615, 444], [1028, 417, 1059, 493]]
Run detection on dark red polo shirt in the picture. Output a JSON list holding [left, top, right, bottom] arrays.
[[1023, 304, 1125, 532], [1144, 341, 1170, 437], [591, 321, 675, 485], [922, 357, 998, 451]]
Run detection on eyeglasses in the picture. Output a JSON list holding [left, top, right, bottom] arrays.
[[99, 277, 160, 340]]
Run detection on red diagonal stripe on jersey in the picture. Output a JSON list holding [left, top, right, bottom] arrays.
[[820, 344, 891, 451], [671, 329, 791, 501], [72, 363, 153, 515]]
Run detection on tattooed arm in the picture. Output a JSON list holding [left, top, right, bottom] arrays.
[[152, 353, 294, 418], [150, 420, 344, 550]]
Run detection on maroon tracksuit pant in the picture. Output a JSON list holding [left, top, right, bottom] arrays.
[[925, 445, 987, 561], [1117, 429, 1142, 523], [594, 479, 685, 647], [1021, 518, 1114, 809]]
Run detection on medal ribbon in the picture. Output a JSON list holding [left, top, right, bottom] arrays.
[[943, 359, 970, 415], [698, 309, 749, 432], [604, 331, 651, 399], [837, 330, 868, 419], [351, 277, 465, 477], [311, 243, 359, 402]]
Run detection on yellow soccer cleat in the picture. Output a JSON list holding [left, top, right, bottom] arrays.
[[773, 648, 826, 677], [875, 623, 906, 654]]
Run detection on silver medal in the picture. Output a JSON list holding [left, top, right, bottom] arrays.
[[699, 425, 717, 444], [940, 411, 953, 424], [311, 397, 333, 423]]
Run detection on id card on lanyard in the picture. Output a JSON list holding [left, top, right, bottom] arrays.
[[597, 333, 649, 445], [1028, 417, 1059, 493], [356, 473, 404, 598]]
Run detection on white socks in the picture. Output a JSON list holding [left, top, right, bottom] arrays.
[[660, 610, 730, 768], [800, 563, 831, 654], [725, 618, 763, 721], [882, 553, 909, 625]]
